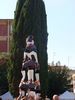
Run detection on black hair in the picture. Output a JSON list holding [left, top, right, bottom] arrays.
[[27, 35, 34, 42]]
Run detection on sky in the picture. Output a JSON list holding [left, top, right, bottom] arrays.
[[0, 0, 75, 69]]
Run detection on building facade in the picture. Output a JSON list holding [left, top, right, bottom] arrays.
[[0, 19, 13, 53]]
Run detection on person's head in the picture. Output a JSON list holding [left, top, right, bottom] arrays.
[[26, 35, 34, 42], [52, 95, 59, 100]]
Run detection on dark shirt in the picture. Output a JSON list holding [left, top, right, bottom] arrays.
[[22, 60, 39, 70]]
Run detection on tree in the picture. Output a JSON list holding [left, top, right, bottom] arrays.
[[47, 65, 71, 99], [14, 0, 26, 26], [0, 58, 9, 95], [8, 0, 48, 98]]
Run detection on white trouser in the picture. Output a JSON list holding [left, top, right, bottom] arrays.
[[19, 71, 26, 87], [28, 70, 34, 82], [35, 73, 39, 81]]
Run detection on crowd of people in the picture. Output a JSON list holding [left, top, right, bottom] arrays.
[[15, 94, 59, 100], [17, 80, 41, 100]]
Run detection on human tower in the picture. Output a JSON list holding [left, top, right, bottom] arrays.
[[18, 35, 40, 99]]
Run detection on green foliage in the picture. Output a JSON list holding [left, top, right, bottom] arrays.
[[14, 0, 25, 23], [0, 58, 9, 95], [47, 65, 70, 99]]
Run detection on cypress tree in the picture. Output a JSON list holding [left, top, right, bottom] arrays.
[[8, 0, 48, 98], [14, 0, 26, 27]]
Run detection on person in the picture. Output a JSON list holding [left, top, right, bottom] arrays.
[[26, 88, 36, 100], [28, 79, 35, 91], [17, 87, 25, 100], [18, 81, 29, 100], [34, 80, 40, 93]]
